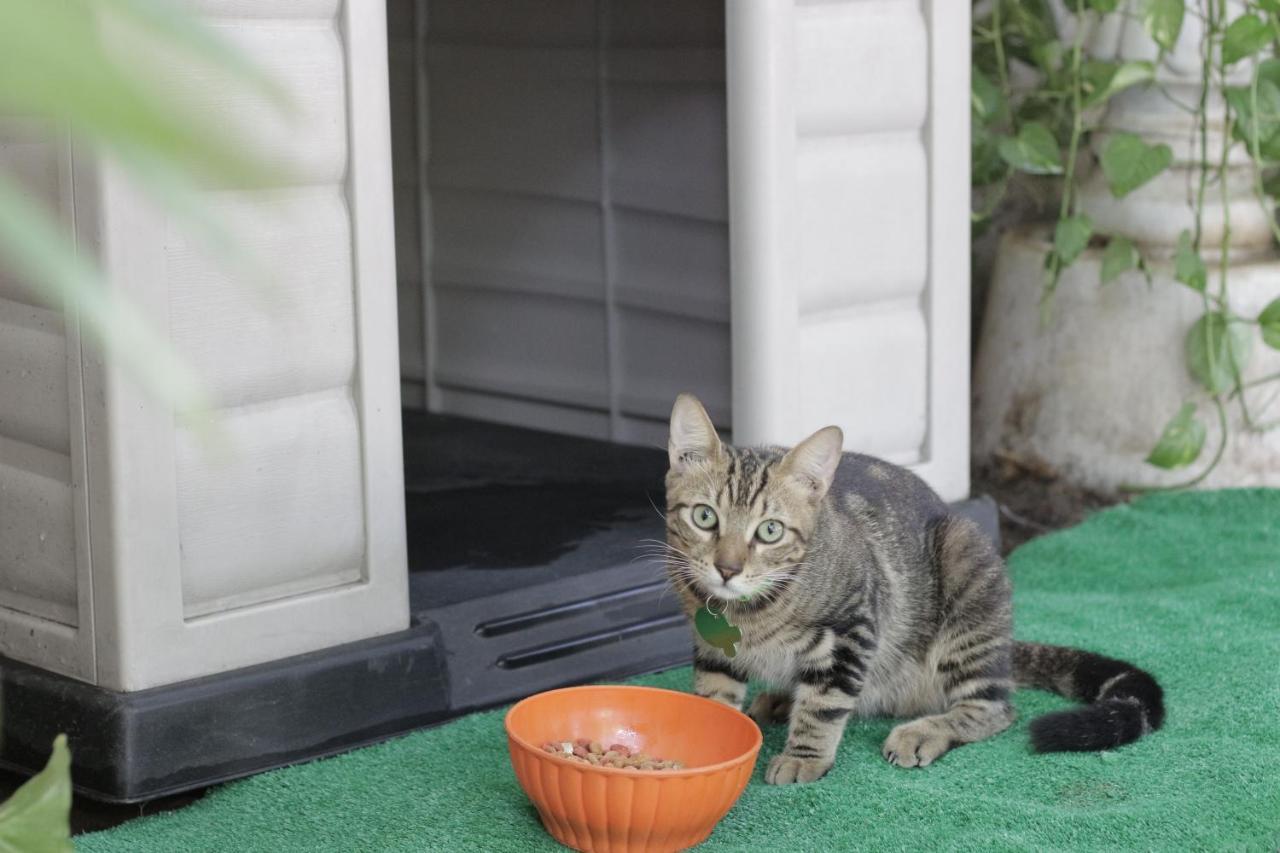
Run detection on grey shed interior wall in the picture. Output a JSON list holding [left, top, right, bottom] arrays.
[[388, 0, 731, 447]]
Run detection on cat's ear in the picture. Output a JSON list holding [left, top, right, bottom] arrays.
[[669, 393, 722, 473], [779, 426, 843, 500]]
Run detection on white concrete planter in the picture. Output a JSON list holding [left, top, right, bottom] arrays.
[[974, 2, 1280, 490], [975, 230, 1280, 490]]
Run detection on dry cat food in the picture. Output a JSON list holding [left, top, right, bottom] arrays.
[[539, 738, 684, 770]]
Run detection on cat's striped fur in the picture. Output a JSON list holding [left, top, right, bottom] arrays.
[[664, 394, 1163, 784]]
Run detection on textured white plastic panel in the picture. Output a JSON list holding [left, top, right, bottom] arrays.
[[727, 0, 970, 500], [157, 24, 362, 619], [607, 78, 728, 222], [794, 0, 928, 136], [432, 286, 610, 411], [388, 2, 426, 398], [166, 186, 356, 411], [0, 125, 61, 307], [59, 0, 408, 690], [431, 191, 603, 299], [171, 18, 349, 186], [436, 387, 613, 439], [616, 309, 731, 426], [0, 446, 78, 626], [798, 308, 929, 462], [428, 0, 596, 47], [181, 0, 341, 18], [0, 301, 70, 453], [426, 46, 600, 201], [797, 135, 928, 315], [0, 120, 97, 681], [412, 0, 731, 442], [608, 0, 725, 46], [176, 389, 365, 617], [613, 209, 730, 324]]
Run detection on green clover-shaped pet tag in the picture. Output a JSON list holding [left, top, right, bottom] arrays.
[[695, 606, 742, 658]]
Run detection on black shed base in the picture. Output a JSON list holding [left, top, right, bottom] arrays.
[[0, 414, 998, 802]]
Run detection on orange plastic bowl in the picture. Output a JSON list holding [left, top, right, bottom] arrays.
[[505, 685, 762, 852]]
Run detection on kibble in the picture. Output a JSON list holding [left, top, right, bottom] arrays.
[[539, 738, 683, 770]]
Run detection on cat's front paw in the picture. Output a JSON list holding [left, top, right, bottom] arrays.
[[764, 753, 832, 785], [882, 720, 951, 768], [747, 691, 792, 726]]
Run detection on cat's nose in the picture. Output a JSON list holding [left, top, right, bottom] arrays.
[[714, 562, 743, 581]]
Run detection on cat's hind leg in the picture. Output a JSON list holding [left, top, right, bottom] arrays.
[[747, 691, 792, 726], [882, 686, 1015, 767], [883, 516, 1016, 768]]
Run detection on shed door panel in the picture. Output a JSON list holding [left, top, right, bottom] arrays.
[[726, 0, 970, 500]]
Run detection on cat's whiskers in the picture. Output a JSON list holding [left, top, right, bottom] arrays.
[[628, 535, 708, 608], [644, 491, 669, 526]]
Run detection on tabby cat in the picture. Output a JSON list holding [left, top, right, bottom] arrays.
[[663, 394, 1164, 785]]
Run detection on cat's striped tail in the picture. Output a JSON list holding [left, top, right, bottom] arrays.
[[1013, 641, 1165, 752]]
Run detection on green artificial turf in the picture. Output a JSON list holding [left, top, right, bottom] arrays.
[[78, 490, 1280, 852]]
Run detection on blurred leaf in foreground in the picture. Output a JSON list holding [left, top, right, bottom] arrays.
[[0, 0, 293, 416], [0, 734, 72, 853], [0, 174, 210, 415]]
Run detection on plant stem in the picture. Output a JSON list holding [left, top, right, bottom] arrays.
[[992, 0, 1011, 109], [1145, 0, 1232, 491], [1189, 0, 1220, 424], [1238, 369, 1280, 390], [1219, 16, 1235, 400], [1193, 3, 1213, 252], [1040, 9, 1089, 316]]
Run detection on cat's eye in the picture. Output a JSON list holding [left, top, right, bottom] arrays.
[[691, 504, 719, 530], [755, 520, 784, 544]]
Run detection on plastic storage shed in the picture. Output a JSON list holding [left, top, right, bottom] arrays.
[[0, 0, 972, 800]]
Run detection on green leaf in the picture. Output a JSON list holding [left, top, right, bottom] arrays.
[[971, 65, 1005, 125], [1082, 60, 1156, 107], [1054, 215, 1093, 267], [0, 735, 72, 853], [0, 0, 285, 189], [1145, 403, 1207, 469], [1142, 0, 1185, 53], [1226, 61, 1280, 163], [1100, 133, 1173, 197], [1186, 312, 1253, 394], [998, 122, 1064, 175], [1174, 230, 1207, 293], [1088, 0, 1121, 11], [1013, 0, 1059, 36], [0, 0, 289, 421], [1030, 40, 1065, 75], [972, 123, 1009, 186], [104, 0, 291, 113], [1100, 236, 1141, 283], [1223, 14, 1271, 65], [1258, 298, 1280, 349]]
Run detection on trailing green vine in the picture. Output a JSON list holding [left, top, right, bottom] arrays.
[[973, 0, 1280, 484]]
